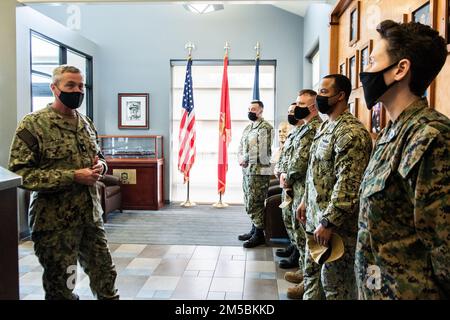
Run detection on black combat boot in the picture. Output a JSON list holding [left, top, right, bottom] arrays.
[[275, 243, 295, 258], [243, 228, 266, 248], [279, 247, 300, 269], [238, 224, 256, 241]]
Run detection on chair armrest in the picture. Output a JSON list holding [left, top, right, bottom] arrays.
[[100, 175, 120, 186]]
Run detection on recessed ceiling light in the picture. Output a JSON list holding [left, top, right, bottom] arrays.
[[183, 4, 224, 14]]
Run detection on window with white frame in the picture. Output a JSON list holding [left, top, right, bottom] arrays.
[[171, 61, 276, 204]]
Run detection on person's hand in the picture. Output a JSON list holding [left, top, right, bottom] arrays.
[[91, 155, 104, 175], [314, 224, 333, 247], [239, 160, 248, 168], [296, 201, 306, 225], [74, 168, 101, 186], [280, 173, 290, 188]]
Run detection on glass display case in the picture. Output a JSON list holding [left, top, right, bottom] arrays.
[[97, 135, 165, 210], [98, 135, 163, 159]]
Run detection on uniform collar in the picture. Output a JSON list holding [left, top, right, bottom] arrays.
[[47, 103, 84, 132], [298, 115, 320, 136], [378, 98, 428, 145], [252, 117, 264, 129], [315, 111, 350, 139]]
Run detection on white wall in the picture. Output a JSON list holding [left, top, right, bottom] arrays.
[[302, 3, 333, 88]]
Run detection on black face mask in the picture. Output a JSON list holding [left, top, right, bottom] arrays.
[[359, 61, 399, 110], [248, 112, 258, 122], [288, 114, 299, 125], [58, 89, 84, 110], [294, 105, 311, 120], [316, 93, 340, 115]]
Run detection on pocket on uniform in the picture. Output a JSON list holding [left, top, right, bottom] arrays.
[[43, 142, 75, 160], [360, 165, 392, 198]]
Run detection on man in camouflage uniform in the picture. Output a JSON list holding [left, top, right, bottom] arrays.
[[8, 65, 119, 300], [274, 102, 303, 270], [238, 100, 274, 248], [298, 75, 372, 300], [356, 20, 450, 299], [280, 90, 322, 299]]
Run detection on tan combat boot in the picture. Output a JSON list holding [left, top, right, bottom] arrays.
[[287, 282, 304, 300], [284, 269, 303, 284]]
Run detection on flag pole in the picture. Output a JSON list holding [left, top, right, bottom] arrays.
[[213, 41, 231, 209], [180, 41, 197, 208], [181, 180, 196, 207], [213, 192, 229, 208]]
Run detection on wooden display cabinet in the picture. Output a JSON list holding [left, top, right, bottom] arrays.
[[98, 135, 164, 210]]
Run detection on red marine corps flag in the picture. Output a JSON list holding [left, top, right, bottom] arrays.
[[217, 52, 231, 196]]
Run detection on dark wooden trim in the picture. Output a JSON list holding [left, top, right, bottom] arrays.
[[331, 0, 354, 19]]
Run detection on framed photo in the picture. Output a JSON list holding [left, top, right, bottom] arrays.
[[349, 54, 359, 89], [339, 59, 347, 76], [360, 40, 373, 73], [412, 2, 431, 26], [349, 98, 359, 117], [118, 93, 149, 129], [112, 169, 137, 185], [370, 102, 386, 135], [349, 1, 360, 46]]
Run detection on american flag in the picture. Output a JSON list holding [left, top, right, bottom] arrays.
[[178, 58, 196, 183]]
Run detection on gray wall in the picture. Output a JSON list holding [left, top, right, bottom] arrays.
[[302, 3, 333, 88], [30, 4, 304, 200], [0, 0, 18, 168]]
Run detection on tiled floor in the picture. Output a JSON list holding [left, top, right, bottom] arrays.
[[18, 241, 298, 300]]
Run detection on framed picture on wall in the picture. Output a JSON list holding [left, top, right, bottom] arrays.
[[409, 1, 438, 106], [349, 98, 359, 117], [349, 54, 358, 89], [118, 93, 149, 129], [349, 1, 360, 46], [412, 2, 431, 26], [370, 102, 386, 135], [360, 40, 373, 73], [339, 59, 347, 76]]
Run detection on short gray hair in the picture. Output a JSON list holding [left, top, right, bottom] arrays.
[[52, 65, 82, 85]]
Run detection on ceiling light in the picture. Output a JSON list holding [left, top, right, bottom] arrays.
[[183, 4, 224, 14]]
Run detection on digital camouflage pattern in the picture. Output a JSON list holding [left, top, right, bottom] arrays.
[[242, 175, 270, 229], [8, 104, 119, 300], [303, 111, 372, 300], [238, 118, 274, 176], [285, 116, 322, 269], [9, 105, 105, 232], [239, 118, 273, 228], [32, 224, 118, 300], [356, 98, 450, 300], [275, 125, 305, 246]]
